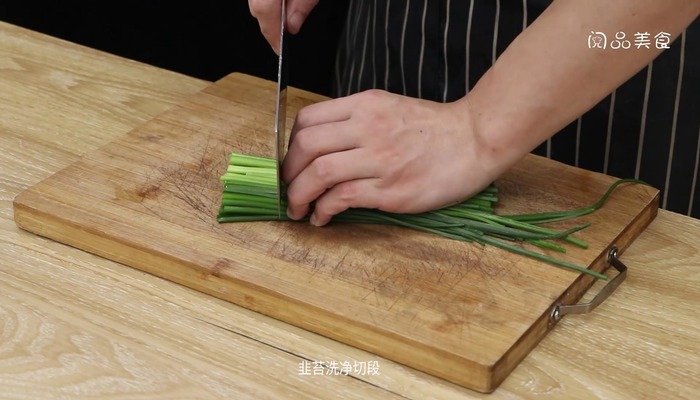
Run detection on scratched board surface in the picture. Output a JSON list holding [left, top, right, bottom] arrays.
[[13, 73, 659, 392]]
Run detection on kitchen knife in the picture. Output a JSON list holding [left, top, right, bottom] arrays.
[[273, 0, 288, 219]]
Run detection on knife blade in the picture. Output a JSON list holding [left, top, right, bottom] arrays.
[[273, 0, 288, 219]]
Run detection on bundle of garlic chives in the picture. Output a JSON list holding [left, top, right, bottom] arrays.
[[217, 153, 633, 280]]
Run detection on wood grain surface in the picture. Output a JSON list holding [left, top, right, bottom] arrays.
[[1, 20, 699, 399], [13, 69, 658, 392]]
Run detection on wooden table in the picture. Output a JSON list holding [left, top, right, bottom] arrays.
[[1, 21, 698, 399]]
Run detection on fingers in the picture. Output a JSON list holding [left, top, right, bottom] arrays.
[[289, 95, 355, 143], [249, 0, 320, 53], [282, 95, 369, 222], [309, 179, 387, 226], [282, 91, 396, 224], [285, 149, 379, 221], [283, 120, 358, 184], [282, 90, 463, 226], [249, 0, 282, 53], [283, 95, 361, 183]]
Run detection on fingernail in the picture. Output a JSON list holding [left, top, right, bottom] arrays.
[[309, 213, 321, 227], [287, 206, 298, 220]]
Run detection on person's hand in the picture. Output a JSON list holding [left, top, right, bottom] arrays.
[[248, 0, 320, 54], [282, 90, 511, 226]]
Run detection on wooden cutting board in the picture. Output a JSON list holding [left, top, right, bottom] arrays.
[[13, 73, 659, 393]]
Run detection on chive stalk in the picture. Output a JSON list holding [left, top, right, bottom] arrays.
[[217, 153, 645, 280]]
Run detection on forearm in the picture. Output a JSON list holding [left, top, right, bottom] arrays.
[[463, 0, 700, 168]]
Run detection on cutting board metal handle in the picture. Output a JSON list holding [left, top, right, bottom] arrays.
[[549, 246, 627, 324]]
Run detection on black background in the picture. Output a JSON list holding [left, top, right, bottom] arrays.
[[0, 1, 350, 96]]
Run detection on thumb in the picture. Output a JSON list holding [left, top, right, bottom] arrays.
[[287, 0, 320, 34]]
